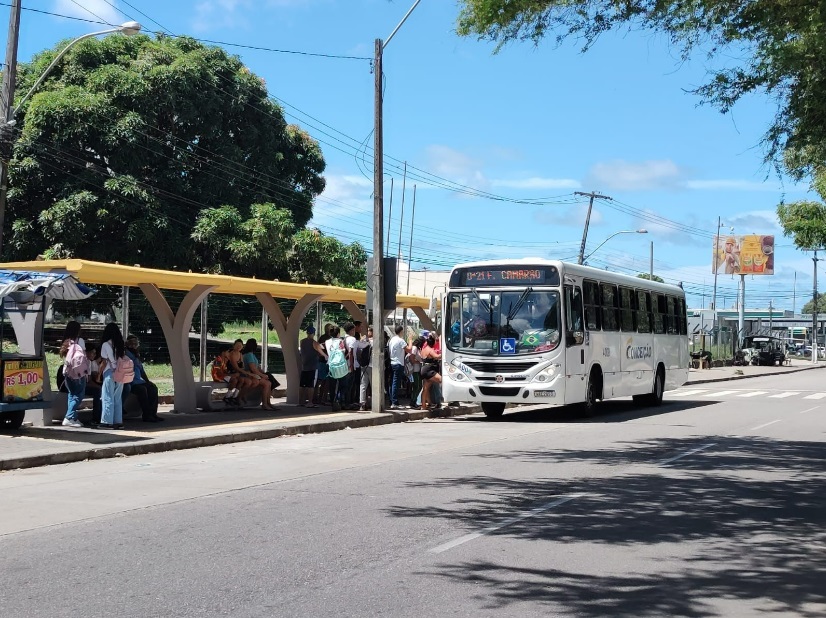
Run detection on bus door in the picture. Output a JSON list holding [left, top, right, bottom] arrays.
[[564, 283, 587, 403]]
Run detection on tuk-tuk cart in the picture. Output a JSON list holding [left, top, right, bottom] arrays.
[[738, 335, 786, 367]]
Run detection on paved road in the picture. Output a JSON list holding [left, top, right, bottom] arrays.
[[0, 371, 823, 617]]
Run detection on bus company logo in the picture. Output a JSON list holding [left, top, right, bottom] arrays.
[[626, 344, 653, 360], [495, 375, 505, 383]]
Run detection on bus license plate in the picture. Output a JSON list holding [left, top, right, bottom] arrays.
[[534, 390, 555, 398]]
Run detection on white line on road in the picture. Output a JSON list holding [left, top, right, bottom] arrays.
[[669, 390, 708, 397], [659, 443, 717, 465], [769, 392, 800, 398], [737, 391, 768, 398], [803, 393, 826, 400], [702, 390, 738, 397], [799, 406, 820, 414], [428, 494, 583, 554], [748, 420, 781, 431]]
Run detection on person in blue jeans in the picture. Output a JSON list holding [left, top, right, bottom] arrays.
[[59, 321, 88, 428], [98, 323, 127, 429], [387, 324, 410, 409]]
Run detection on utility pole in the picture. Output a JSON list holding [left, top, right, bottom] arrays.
[[711, 216, 722, 347], [649, 240, 654, 280], [768, 299, 773, 334], [575, 191, 611, 264], [0, 0, 22, 258], [370, 0, 421, 414], [370, 37, 386, 413], [813, 251, 819, 364]]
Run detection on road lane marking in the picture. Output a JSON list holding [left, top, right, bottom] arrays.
[[428, 494, 583, 554], [702, 390, 738, 397], [768, 392, 800, 398], [748, 419, 781, 431], [659, 443, 717, 465], [803, 393, 826, 400], [669, 390, 708, 397], [737, 391, 767, 398], [800, 406, 819, 414]]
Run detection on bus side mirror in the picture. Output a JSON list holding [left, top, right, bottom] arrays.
[[566, 331, 584, 346]]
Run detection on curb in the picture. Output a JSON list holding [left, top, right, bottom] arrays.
[[0, 404, 480, 472], [686, 363, 825, 386]]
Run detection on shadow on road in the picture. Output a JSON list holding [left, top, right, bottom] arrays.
[[455, 399, 719, 424], [387, 436, 826, 616]]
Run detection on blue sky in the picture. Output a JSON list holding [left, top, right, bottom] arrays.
[[4, 0, 820, 310]]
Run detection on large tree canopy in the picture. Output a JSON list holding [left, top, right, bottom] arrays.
[[4, 34, 363, 286], [456, 1, 826, 178]]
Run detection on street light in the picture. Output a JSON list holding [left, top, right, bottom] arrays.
[[583, 229, 648, 262], [0, 21, 143, 255]]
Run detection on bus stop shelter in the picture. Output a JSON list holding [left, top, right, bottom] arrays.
[[0, 259, 432, 413]]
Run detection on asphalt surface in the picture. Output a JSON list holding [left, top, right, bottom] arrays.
[[0, 371, 823, 617]]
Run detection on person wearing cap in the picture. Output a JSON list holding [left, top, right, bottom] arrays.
[[299, 326, 327, 408]]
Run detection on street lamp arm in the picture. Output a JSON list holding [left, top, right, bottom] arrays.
[[11, 22, 141, 118], [583, 229, 647, 262]]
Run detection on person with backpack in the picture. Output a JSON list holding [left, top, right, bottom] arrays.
[[98, 322, 132, 429], [59, 321, 90, 427], [356, 326, 374, 411], [299, 326, 327, 408], [324, 326, 348, 411]]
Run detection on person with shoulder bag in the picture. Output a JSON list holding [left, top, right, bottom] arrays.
[[98, 323, 131, 429]]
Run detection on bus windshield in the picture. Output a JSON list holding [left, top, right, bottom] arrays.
[[446, 290, 561, 356]]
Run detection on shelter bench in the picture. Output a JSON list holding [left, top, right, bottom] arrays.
[[51, 391, 141, 423], [195, 381, 262, 411]]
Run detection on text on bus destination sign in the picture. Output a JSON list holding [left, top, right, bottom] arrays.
[[464, 269, 547, 285]]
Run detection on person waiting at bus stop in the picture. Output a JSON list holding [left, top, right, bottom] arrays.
[[122, 335, 163, 423]]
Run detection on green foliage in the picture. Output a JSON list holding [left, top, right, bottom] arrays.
[[776, 201, 826, 251], [637, 273, 664, 283], [801, 296, 826, 315], [456, 0, 826, 177], [5, 34, 329, 277]]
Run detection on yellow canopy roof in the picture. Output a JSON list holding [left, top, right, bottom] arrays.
[[0, 259, 429, 308]]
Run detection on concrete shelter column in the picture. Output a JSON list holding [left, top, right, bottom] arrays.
[[139, 283, 216, 413], [256, 292, 321, 404], [409, 306, 434, 331], [341, 300, 366, 325]]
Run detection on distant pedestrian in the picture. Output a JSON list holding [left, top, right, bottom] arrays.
[[356, 326, 374, 411], [387, 325, 410, 409], [300, 326, 327, 408], [325, 326, 347, 411], [316, 323, 334, 404], [124, 335, 163, 423], [99, 323, 130, 429], [59, 321, 90, 427]]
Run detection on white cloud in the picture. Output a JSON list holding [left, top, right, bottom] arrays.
[[534, 203, 603, 227], [54, 0, 122, 25], [424, 145, 489, 190], [685, 179, 807, 192], [492, 176, 581, 190], [192, 0, 253, 32], [310, 173, 373, 227], [587, 159, 685, 191]]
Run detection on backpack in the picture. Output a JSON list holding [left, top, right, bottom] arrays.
[[65, 341, 90, 380], [211, 355, 227, 381], [327, 340, 349, 380], [113, 355, 135, 384], [357, 343, 372, 368]]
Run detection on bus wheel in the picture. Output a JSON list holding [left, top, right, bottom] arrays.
[[648, 368, 665, 406], [481, 402, 505, 419], [580, 373, 601, 417], [0, 411, 26, 431]]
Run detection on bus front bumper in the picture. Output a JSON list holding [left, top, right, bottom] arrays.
[[441, 374, 566, 406]]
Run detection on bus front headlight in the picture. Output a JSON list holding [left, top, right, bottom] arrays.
[[532, 364, 559, 383], [447, 365, 466, 381]]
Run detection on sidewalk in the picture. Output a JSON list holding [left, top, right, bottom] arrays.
[[2, 360, 824, 472]]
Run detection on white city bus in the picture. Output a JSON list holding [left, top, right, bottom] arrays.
[[440, 259, 689, 418]]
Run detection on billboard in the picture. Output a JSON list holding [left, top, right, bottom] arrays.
[[713, 234, 774, 275]]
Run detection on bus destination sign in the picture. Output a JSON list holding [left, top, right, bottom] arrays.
[[458, 266, 558, 287]]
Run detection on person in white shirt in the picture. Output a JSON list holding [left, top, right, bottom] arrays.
[[343, 322, 358, 408], [387, 324, 410, 408], [98, 322, 127, 429], [324, 326, 346, 411]]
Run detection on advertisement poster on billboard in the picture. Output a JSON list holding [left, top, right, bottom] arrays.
[[2, 359, 45, 402], [712, 235, 774, 275]]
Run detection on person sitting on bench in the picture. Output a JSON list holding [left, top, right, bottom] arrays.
[[122, 335, 164, 423]]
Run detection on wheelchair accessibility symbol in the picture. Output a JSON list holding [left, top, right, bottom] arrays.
[[500, 338, 516, 355]]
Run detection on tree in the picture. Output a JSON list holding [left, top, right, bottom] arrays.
[[776, 201, 826, 251], [456, 1, 826, 177], [5, 34, 330, 279], [637, 273, 664, 283], [802, 296, 826, 315]]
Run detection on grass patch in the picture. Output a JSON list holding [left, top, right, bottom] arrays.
[[219, 321, 281, 346]]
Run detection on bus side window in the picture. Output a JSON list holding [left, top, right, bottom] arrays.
[[619, 286, 635, 332], [677, 297, 687, 335], [653, 294, 665, 334], [565, 285, 585, 344], [637, 290, 651, 333], [601, 283, 619, 331], [583, 280, 601, 330], [666, 296, 677, 334]]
